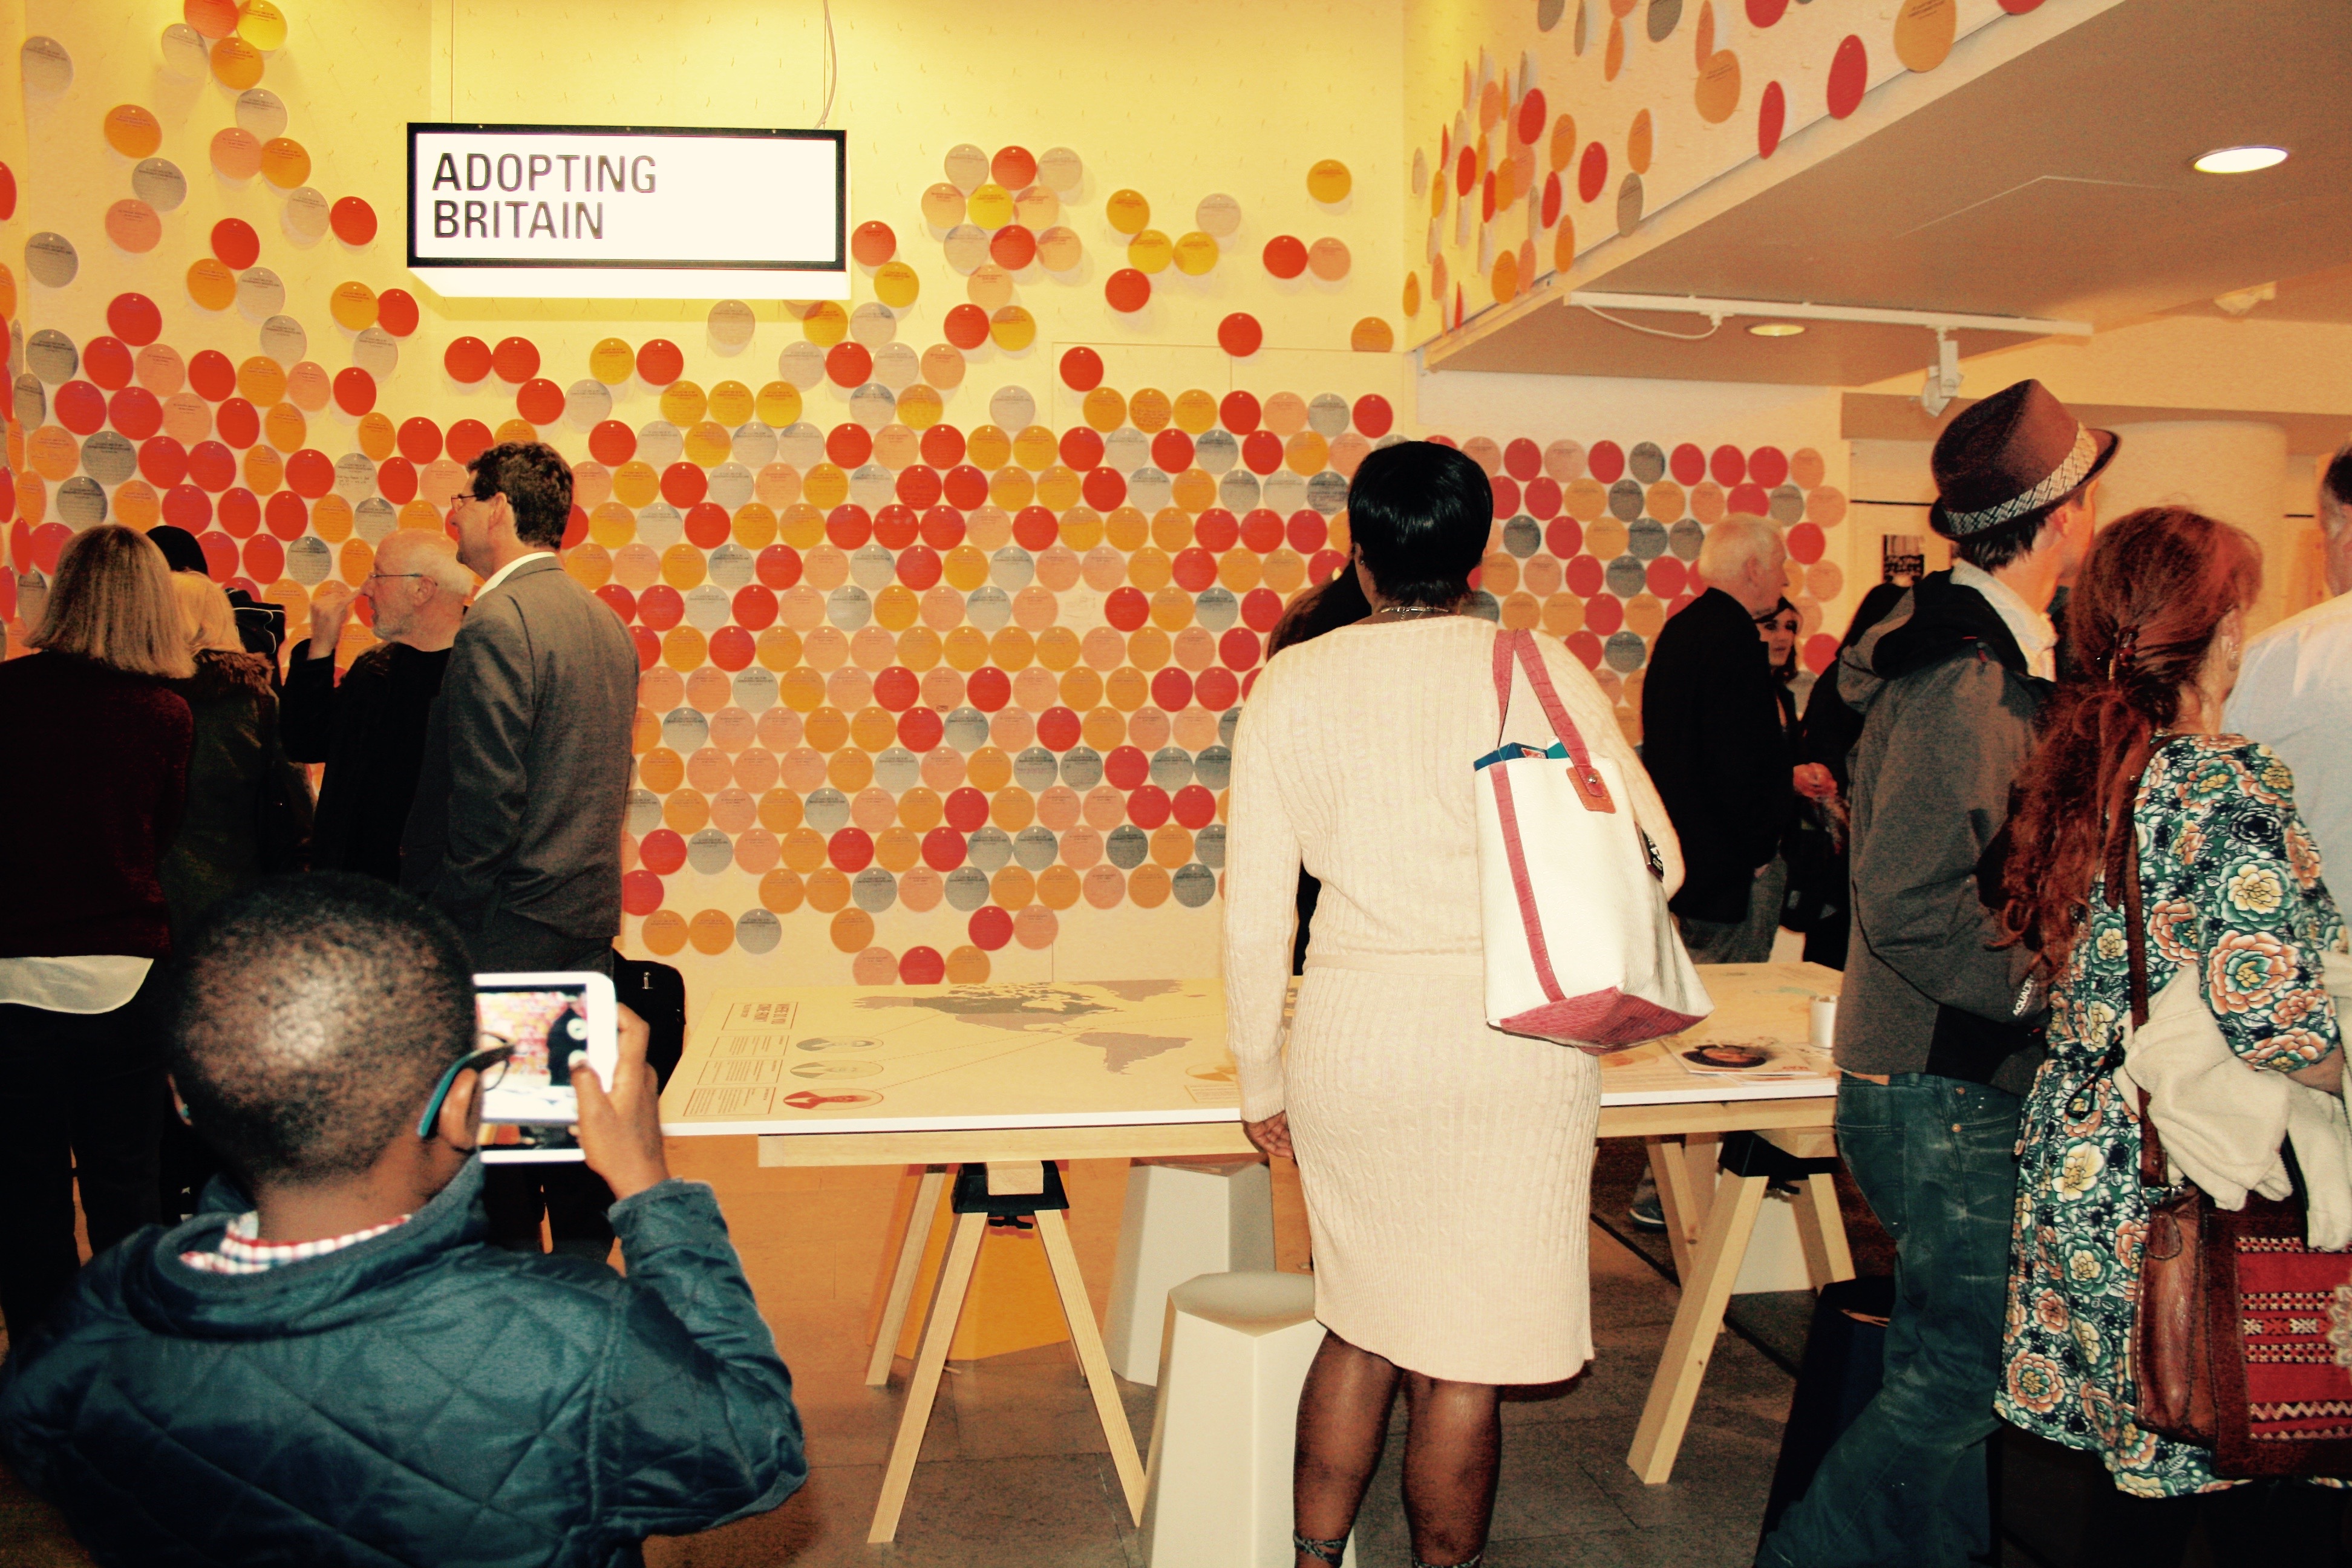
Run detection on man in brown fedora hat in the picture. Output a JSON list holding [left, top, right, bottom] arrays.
[[1758, 379, 2114, 1568]]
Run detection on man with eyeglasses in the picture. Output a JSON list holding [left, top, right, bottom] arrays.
[[282, 530, 474, 883], [402, 441, 635, 980], [403, 440, 638, 1262], [0, 874, 806, 1565]]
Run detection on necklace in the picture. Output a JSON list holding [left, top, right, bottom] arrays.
[[1370, 603, 1458, 620]]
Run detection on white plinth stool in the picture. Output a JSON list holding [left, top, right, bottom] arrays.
[[1106, 1157, 1276, 1383], [1140, 1270, 1354, 1568]]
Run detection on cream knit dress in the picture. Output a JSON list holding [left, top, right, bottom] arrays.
[[1224, 618, 1684, 1385]]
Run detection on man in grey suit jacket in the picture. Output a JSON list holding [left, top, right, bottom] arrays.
[[403, 441, 636, 978], [403, 442, 637, 1261]]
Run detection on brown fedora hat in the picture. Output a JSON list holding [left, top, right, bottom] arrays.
[[1929, 379, 2117, 540]]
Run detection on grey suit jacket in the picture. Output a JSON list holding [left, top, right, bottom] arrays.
[[402, 554, 638, 965]]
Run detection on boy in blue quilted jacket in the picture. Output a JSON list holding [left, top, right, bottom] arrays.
[[0, 875, 805, 1567]]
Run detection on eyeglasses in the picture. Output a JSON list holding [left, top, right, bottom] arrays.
[[415, 1040, 515, 1138], [365, 570, 426, 586]]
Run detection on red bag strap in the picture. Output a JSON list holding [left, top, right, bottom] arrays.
[[1492, 629, 1614, 812]]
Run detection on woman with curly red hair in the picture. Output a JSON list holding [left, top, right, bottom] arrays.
[[1994, 507, 2345, 1550]]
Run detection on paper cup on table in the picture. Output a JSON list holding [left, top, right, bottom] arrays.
[[1809, 995, 1837, 1051]]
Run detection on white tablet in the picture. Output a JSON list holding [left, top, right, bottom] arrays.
[[474, 972, 618, 1164]]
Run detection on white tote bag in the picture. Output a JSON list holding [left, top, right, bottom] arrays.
[[1474, 629, 1712, 1051]]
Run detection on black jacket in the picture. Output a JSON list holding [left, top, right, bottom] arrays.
[[1639, 587, 1791, 924], [283, 638, 451, 884], [160, 649, 313, 943]]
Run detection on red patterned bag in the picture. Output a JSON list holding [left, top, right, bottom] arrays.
[[2121, 846, 2352, 1477]]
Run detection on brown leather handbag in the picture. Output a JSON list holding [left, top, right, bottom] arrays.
[[2120, 846, 2352, 1477]]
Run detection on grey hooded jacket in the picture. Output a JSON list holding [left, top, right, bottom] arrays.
[[1835, 571, 2047, 1093]]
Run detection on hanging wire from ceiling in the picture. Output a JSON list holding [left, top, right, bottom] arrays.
[[814, 0, 838, 128], [1577, 303, 1721, 341]]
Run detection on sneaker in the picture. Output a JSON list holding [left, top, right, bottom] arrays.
[[1628, 1171, 1666, 1232]]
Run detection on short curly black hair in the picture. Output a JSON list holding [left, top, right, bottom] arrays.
[[171, 874, 477, 1185], [468, 440, 573, 548]]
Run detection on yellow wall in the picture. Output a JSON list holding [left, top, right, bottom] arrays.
[[5, 1, 1860, 1000]]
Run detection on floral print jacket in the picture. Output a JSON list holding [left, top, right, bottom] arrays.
[[1998, 735, 2345, 1496]]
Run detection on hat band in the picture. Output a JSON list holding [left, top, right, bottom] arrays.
[[1940, 425, 2099, 535]]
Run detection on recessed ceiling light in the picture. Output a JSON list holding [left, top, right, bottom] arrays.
[[1748, 321, 1806, 338], [2194, 145, 2289, 174]]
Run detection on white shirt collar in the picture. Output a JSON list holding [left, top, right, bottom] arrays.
[[1949, 560, 2057, 681], [476, 550, 555, 598]]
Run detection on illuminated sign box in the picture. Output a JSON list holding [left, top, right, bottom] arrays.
[[406, 124, 846, 299]]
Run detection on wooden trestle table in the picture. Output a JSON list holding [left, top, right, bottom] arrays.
[[656, 960, 1850, 1540]]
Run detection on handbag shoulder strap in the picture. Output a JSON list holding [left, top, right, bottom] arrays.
[[2116, 792, 2174, 1189], [1492, 628, 1614, 812]]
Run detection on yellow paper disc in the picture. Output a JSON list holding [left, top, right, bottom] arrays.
[[236, 0, 289, 51], [967, 182, 1014, 229], [237, 354, 287, 405], [1550, 113, 1578, 171], [1105, 189, 1151, 237], [1171, 230, 1219, 276], [708, 379, 754, 425], [589, 337, 635, 384], [355, 411, 396, 460], [1128, 388, 1171, 433], [660, 379, 708, 425], [755, 380, 803, 427], [1126, 229, 1173, 273], [1895, 0, 1957, 73], [897, 384, 943, 430], [260, 136, 310, 189], [1082, 387, 1127, 433], [211, 36, 264, 90], [874, 260, 920, 307], [989, 306, 1036, 352], [104, 104, 163, 159], [1307, 159, 1352, 203], [1172, 388, 1218, 435], [802, 301, 848, 347], [330, 279, 377, 330]]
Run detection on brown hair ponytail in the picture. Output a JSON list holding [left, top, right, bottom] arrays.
[[1996, 507, 2260, 974]]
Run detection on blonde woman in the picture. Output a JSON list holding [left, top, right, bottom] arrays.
[[0, 526, 194, 1336], [160, 572, 314, 946]]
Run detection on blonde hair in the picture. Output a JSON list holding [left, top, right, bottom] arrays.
[[28, 526, 195, 679], [174, 570, 244, 655]]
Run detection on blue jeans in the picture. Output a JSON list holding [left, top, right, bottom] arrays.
[[1756, 1074, 2022, 1568]]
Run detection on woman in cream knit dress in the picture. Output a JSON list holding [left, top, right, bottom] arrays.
[[1226, 442, 1683, 1568]]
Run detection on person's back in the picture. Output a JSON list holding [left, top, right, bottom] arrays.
[[1240, 617, 1672, 965], [1637, 517, 1791, 959], [2225, 437, 2352, 878], [0, 650, 190, 960], [161, 645, 310, 939], [0, 877, 805, 1566], [403, 441, 636, 970]]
